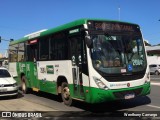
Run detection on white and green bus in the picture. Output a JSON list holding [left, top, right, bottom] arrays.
[[8, 19, 150, 105]]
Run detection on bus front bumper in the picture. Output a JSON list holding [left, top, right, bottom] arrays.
[[88, 82, 150, 104]]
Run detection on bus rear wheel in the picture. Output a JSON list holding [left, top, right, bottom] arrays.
[[61, 82, 72, 106]]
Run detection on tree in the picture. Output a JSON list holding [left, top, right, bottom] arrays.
[[144, 40, 151, 46]]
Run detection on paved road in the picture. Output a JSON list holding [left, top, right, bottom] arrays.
[[0, 75, 159, 119], [150, 75, 160, 82]]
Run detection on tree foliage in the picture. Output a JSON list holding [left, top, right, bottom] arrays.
[[144, 40, 151, 46]]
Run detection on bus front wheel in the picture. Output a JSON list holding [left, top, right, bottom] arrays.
[[21, 76, 28, 94], [61, 82, 72, 106]]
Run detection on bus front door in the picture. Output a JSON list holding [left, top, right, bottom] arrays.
[[70, 36, 85, 99], [27, 44, 39, 91]]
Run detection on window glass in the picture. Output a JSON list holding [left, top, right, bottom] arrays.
[[0, 69, 11, 77], [90, 34, 147, 74], [9, 44, 18, 62], [50, 33, 68, 60], [39, 37, 49, 60], [18, 42, 25, 62]]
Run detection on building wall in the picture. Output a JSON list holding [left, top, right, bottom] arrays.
[[0, 53, 3, 58], [147, 56, 160, 65]]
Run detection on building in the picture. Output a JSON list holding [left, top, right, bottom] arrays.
[[146, 46, 160, 65], [0, 53, 3, 58], [146, 46, 160, 56]]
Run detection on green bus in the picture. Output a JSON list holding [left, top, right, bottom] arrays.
[[8, 18, 150, 105]]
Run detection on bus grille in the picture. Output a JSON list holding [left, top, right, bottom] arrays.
[[113, 88, 143, 99]]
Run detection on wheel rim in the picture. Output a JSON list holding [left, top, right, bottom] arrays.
[[63, 87, 70, 100]]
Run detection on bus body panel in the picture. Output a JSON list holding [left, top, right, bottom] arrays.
[[37, 60, 72, 94], [87, 82, 150, 103]]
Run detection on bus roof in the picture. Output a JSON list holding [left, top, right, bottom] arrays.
[[9, 18, 138, 45]]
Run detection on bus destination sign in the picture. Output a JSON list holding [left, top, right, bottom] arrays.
[[93, 22, 137, 32]]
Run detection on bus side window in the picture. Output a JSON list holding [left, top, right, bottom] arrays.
[[39, 37, 49, 60], [26, 44, 38, 62], [50, 32, 68, 60]]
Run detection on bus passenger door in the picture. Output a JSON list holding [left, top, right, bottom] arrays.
[[26, 43, 39, 90], [70, 36, 85, 99]]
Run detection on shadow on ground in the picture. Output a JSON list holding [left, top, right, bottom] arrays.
[[0, 90, 152, 119], [26, 89, 151, 113]]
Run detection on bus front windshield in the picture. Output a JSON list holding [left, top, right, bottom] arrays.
[[90, 33, 147, 75]]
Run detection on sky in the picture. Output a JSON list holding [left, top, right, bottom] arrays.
[[0, 0, 160, 56]]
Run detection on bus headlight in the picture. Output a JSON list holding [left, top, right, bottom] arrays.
[[145, 72, 150, 84], [93, 77, 108, 89]]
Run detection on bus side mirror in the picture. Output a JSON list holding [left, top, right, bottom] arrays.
[[85, 35, 92, 48]]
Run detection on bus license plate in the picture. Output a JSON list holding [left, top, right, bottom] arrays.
[[124, 93, 135, 99]]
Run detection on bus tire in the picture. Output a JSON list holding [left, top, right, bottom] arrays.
[[61, 82, 72, 106], [21, 76, 28, 94]]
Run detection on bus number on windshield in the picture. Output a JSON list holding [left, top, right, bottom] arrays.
[[132, 59, 143, 66]]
